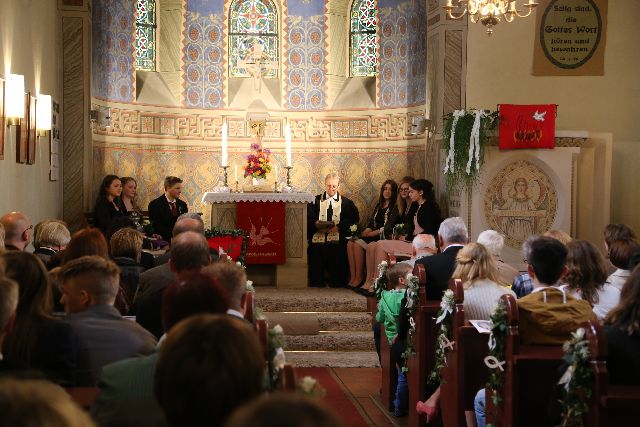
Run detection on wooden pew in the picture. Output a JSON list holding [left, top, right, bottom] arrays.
[[380, 324, 398, 411], [439, 279, 490, 427], [244, 291, 255, 323], [583, 321, 640, 426], [485, 294, 565, 427], [407, 263, 441, 427]]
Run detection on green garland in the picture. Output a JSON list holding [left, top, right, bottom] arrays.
[[427, 289, 456, 385], [204, 227, 248, 265], [401, 272, 420, 372], [371, 260, 389, 301], [557, 328, 593, 427], [266, 324, 286, 391], [485, 299, 508, 427], [442, 109, 499, 192]]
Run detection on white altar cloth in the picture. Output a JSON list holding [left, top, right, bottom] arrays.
[[201, 191, 315, 204]]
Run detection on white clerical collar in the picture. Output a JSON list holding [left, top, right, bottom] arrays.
[[325, 193, 338, 201], [227, 308, 244, 319]]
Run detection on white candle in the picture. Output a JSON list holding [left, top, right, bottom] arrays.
[[285, 124, 292, 167], [274, 164, 278, 182], [234, 164, 238, 182], [221, 123, 228, 167]]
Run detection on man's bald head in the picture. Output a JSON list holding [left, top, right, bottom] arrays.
[[169, 231, 210, 273], [172, 215, 205, 237], [412, 234, 436, 257], [0, 212, 32, 251]]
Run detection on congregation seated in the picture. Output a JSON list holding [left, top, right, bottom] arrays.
[[563, 239, 608, 303], [94, 175, 126, 235], [59, 256, 157, 385], [0, 378, 97, 427], [154, 314, 264, 427], [32, 219, 71, 269], [397, 233, 437, 268], [148, 176, 188, 243], [0, 252, 77, 385], [364, 179, 442, 292], [109, 228, 146, 310], [0, 211, 32, 251], [202, 260, 250, 320], [93, 271, 229, 425], [307, 172, 359, 288], [417, 216, 467, 300], [226, 394, 345, 427], [476, 229, 519, 286], [62, 228, 110, 264], [134, 231, 212, 338], [595, 237, 640, 319], [347, 179, 400, 288]]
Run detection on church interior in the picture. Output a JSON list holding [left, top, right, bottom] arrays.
[[0, 0, 639, 426]]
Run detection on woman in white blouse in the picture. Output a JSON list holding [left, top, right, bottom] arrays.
[[595, 238, 640, 320]]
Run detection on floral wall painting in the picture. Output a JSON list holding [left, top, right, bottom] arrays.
[[0, 77, 5, 160], [16, 93, 29, 164], [27, 94, 37, 165]]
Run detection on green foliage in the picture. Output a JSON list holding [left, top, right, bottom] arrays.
[[401, 273, 420, 373], [485, 299, 508, 422], [427, 289, 456, 386], [442, 109, 499, 192], [557, 328, 594, 427]]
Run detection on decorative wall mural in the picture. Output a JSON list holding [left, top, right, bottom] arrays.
[[484, 160, 558, 248]]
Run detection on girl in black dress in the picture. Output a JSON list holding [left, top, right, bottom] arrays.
[[94, 175, 126, 234], [347, 180, 399, 288]]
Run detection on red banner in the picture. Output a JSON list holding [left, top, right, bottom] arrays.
[[206, 236, 245, 262], [236, 201, 286, 264], [499, 104, 556, 150]]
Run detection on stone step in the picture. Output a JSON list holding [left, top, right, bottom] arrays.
[[255, 288, 368, 313], [285, 351, 380, 368], [285, 331, 376, 352], [263, 311, 373, 333]]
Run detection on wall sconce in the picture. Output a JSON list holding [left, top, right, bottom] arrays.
[[5, 74, 25, 126], [89, 106, 112, 129], [36, 94, 52, 136]]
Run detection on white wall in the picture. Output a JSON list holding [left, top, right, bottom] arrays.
[[465, 1, 640, 232], [0, 0, 62, 225]]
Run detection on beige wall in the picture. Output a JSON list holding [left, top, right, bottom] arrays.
[[0, 0, 62, 225], [466, 1, 640, 232]]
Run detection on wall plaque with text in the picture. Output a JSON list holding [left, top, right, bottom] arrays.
[[533, 0, 608, 76]]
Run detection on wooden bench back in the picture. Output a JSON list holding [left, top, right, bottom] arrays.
[[440, 279, 490, 427], [407, 263, 442, 427], [486, 294, 565, 427], [243, 291, 255, 324]]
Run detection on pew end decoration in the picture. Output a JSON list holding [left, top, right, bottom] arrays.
[[371, 260, 389, 301], [442, 109, 499, 192], [557, 327, 593, 427], [204, 227, 248, 265], [401, 272, 420, 372], [266, 324, 287, 391], [427, 288, 456, 385], [484, 297, 508, 427], [296, 376, 326, 399]]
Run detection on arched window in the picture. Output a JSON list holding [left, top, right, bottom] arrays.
[[350, 0, 378, 77], [135, 0, 157, 70], [229, 0, 279, 78]]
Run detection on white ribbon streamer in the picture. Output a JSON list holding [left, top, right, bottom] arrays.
[[466, 109, 487, 175], [409, 316, 416, 329], [435, 307, 452, 324], [558, 364, 575, 390], [444, 110, 465, 174], [488, 332, 497, 351], [484, 355, 506, 371], [439, 335, 456, 352]]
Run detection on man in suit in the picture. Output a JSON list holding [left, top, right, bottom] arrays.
[[133, 231, 212, 338], [416, 216, 468, 300], [203, 261, 250, 321], [59, 256, 157, 386], [0, 211, 32, 251], [148, 176, 188, 242], [307, 172, 359, 287]]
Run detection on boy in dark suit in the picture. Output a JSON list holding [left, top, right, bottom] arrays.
[[148, 176, 188, 242]]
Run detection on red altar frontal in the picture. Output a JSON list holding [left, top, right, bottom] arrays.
[[202, 191, 315, 288]]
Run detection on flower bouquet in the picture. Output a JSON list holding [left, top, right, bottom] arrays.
[[244, 141, 272, 180], [348, 223, 361, 240]]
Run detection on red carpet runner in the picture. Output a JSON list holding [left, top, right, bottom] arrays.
[[295, 367, 370, 427]]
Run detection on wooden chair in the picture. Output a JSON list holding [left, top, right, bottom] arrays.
[[407, 263, 442, 427], [485, 294, 565, 427], [439, 279, 490, 427], [583, 321, 640, 426]]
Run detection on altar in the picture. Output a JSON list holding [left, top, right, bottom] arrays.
[[202, 191, 315, 288]]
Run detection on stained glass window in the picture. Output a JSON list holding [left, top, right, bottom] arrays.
[[229, 0, 278, 78], [350, 0, 378, 77], [135, 0, 156, 70]]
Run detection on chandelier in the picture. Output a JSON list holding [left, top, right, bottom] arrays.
[[443, 1, 539, 35]]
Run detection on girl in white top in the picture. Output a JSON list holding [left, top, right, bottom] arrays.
[[595, 238, 640, 320], [452, 242, 516, 321]]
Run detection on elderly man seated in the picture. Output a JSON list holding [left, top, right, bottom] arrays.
[[399, 234, 437, 268]]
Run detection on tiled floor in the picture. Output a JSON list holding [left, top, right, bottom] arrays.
[[332, 367, 408, 427]]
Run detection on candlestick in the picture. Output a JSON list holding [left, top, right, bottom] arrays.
[[221, 123, 228, 167], [285, 124, 292, 167], [273, 164, 279, 192], [285, 166, 293, 188], [222, 165, 229, 188], [235, 180, 240, 193], [234, 164, 238, 183]]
